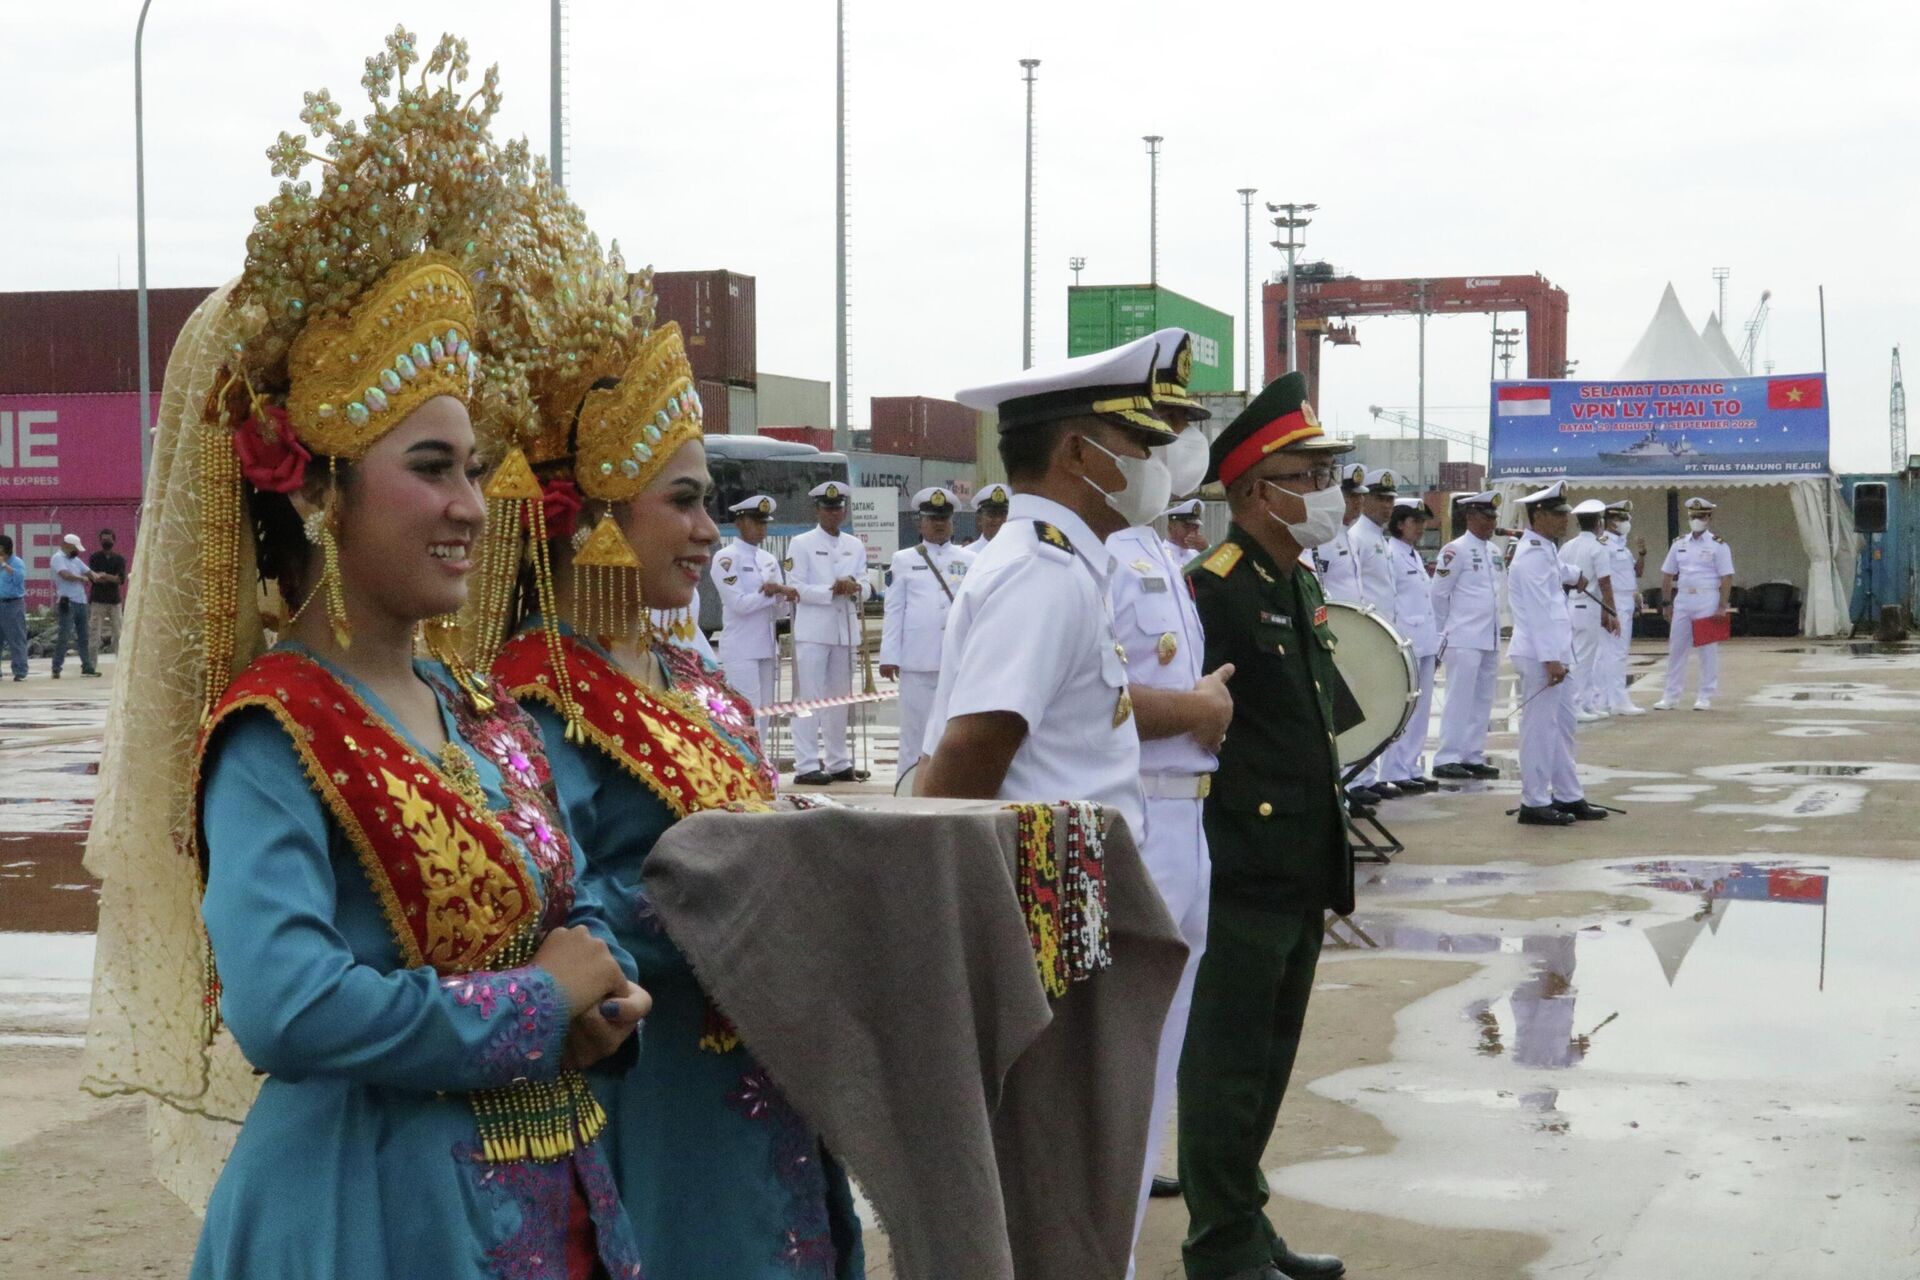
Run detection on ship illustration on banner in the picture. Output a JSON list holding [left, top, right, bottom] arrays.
[[1488, 375, 1829, 479]]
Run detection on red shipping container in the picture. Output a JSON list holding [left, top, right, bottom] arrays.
[[697, 379, 731, 435], [759, 426, 834, 451], [1438, 461, 1486, 492], [2, 393, 150, 501], [650, 271, 756, 387], [0, 287, 212, 395], [869, 396, 979, 462], [1, 501, 142, 609]]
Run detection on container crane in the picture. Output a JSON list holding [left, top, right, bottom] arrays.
[[1739, 290, 1772, 373], [1367, 406, 1488, 462], [1893, 346, 1908, 472]]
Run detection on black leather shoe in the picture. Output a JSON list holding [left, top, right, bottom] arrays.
[[1148, 1174, 1180, 1198], [1432, 762, 1476, 780], [1391, 777, 1438, 793], [829, 767, 870, 783], [1517, 804, 1576, 826], [792, 770, 834, 786], [1465, 762, 1502, 779], [1273, 1237, 1346, 1279], [1371, 780, 1404, 799], [1345, 786, 1382, 806], [1553, 799, 1609, 820]]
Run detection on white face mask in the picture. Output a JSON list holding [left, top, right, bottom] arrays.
[[1614, 520, 1632, 539], [1082, 436, 1173, 527], [1263, 478, 1346, 548], [1152, 427, 1210, 499], [1690, 518, 1709, 534]]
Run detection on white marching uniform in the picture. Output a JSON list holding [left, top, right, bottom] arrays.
[[1163, 538, 1201, 569], [924, 493, 1144, 838], [1506, 530, 1585, 808], [1431, 531, 1506, 769], [1661, 531, 1735, 704], [1604, 532, 1641, 709], [1106, 523, 1212, 1256], [1311, 523, 1365, 605], [1383, 538, 1440, 782], [1347, 513, 1397, 784], [787, 525, 872, 774], [713, 537, 787, 731], [880, 539, 974, 776], [1558, 529, 1613, 714]]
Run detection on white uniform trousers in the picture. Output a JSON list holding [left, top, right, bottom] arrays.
[[1569, 597, 1605, 713], [793, 641, 854, 774], [1434, 646, 1500, 767], [1607, 594, 1637, 708], [1383, 654, 1437, 782], [1663, 588, 1721, 703], [720, 652, 779, 744], [1125, 791, 1209, 1279], [1514, 658, 1582, 808], [895, 669, 939, 778]]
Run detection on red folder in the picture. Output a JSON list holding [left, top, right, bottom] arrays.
[[1691, 614, 1731, 647]]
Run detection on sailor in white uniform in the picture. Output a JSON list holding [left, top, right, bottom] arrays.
[[970, 482, 1012, 545], [1347, 468, 1402, 797], [1381, 499, 1440, 792], [1560, 499, 1620, 721], [879, 486, 974, 778], [1162, 498, 1208, 566], [1431, 491, 1508, 780], [1506, 481, 1608, 826], [1657, 496, 1735, 710], [713, 494, 795, 739], [1308, 462, 1369, 591], [787, 480, 872, 784], [1602, 500, 1647, 714]]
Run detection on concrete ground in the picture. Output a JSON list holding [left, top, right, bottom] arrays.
[[3, 637, 1918, 1278]]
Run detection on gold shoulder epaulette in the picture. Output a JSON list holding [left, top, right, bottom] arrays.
[[1033, 521, 1073, 555], [1200, 542, 1243, 578]]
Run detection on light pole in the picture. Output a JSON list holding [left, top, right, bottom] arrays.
[[1237, 188, 1255, 394], [1142, 136, 1162, 286], [1496, 330, 1521, 380], [550, 0, 564, 188], [1416, 277, 1428, 490], [1069, 256, 1086, 286], [1266, 201, 1315, 374], [834, 0, 849, 444], [1021, 59, 1040, 369], [134, 0, 155, 486]]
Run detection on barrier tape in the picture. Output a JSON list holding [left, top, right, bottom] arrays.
[[756, 689, 897, 721]]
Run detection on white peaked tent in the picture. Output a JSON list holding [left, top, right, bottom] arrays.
[[1615, 284, 1731, 379], [1699, 313, 1749, 377]]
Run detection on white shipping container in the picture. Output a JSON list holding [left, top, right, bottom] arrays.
[[726, 385, 758, 435], [755, 373, 831, 430]]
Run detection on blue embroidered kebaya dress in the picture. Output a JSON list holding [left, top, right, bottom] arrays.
[[497, 627, 866, 1280], [191, 647, 646, 1280]]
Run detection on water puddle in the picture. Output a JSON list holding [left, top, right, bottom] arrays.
[[1696, 760, 1920, 783], [1750, 682, 1920, 712]]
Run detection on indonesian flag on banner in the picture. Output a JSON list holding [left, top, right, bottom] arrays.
[[1495, 385, 1552, 416], [1766, 376, 1824, 410]]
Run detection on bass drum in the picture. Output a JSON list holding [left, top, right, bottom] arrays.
[[1322, 600, 1418, 773], [893, 760, 921, 798]]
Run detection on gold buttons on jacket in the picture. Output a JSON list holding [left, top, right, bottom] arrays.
[[1258, 802, 1273, 817]]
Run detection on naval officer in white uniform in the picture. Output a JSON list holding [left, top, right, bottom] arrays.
[[1656, 497, 1735, 711], [1560, 499, 1620, 721], [1381, 499, 1440, 792], [713, 494, 796, 738], [1431, 491, 1508, 780], [788, 480, 872, 784], [1309, 464, 1369, 600], [970, 482, 1012, 544], [1602, 500, 1647, 713], [1162, 498, 1208, 566], [1506, 481, 1608, 826], [1346, 468, 1402, 797], [879, 486, 974, 778]]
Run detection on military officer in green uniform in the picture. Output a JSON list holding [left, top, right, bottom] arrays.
[[1179, 372, 1355, 1280]]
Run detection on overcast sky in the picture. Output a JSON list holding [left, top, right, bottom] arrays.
[[4, 0, 1914, 471]]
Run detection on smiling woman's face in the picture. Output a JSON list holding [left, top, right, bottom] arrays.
[[330, 394, 485, 625], [613, 440, 721, 611]]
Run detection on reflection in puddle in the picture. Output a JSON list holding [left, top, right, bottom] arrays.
[[1696, 760, 1920, 783]]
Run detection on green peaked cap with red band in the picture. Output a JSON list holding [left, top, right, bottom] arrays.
[[1208, 371, 1354, 487]]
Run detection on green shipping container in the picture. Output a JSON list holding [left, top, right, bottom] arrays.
[[1067, 284, 1235, 393]]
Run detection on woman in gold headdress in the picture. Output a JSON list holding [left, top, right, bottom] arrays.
[[469, 274, 865, 1274], [79, 30, 652, 1279]]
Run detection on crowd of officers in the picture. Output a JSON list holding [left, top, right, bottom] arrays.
[[705, 327, 1736, 1280]]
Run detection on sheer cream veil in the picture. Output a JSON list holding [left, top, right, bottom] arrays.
[[79, 278, 271, 1212]]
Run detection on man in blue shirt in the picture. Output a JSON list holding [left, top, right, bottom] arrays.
[[49, 533, 100, 678], [0, 534, 27, 681]]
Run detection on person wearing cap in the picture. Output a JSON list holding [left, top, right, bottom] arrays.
[[1507, 482, 1607, 825], [879, 486, 975, 778], [1179, 371, 1354, 1280], [0, 534, 26, 681], [1344, 468, 1402, 799], [1602, 501, 1648, 714], [787, 480, 873, 784], [1102, 333, 1232, 1236], [1431, 492, 1508, 780], [48, 532, 100, 678], [1561, 499, 1620, 722], [1163, 498, 1209, 566], [1381, 499, 1441, 792], [920, 330, 1180, 826], [714, 495, 798, 740], [970, 482, 1012, 543], [1656, 497, 1734, 710], [1308, 464, 1368, 605]]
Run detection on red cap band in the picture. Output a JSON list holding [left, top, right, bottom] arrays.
[[1218, 409, 1320, 488]]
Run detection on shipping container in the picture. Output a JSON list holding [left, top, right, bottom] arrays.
[[1, 500, 142, 609], [650, 270, 756, 386], [756, 373, 831, 431], [697, 378, 731, 435], [869, 395, 980, 462], [759, 426, 834, 451], [0, 287, 212, 396], [1067, 284, 1236, 393], [2, 393, 149, 502], [1438, 461, 1487, 492], [727, 385, 758, 435]]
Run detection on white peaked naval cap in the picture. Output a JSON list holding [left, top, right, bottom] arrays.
[[1570, 498, 1608, 516], [913, 486, 959, 513], [1521, 479, 1570, 508], [955, 331, 1174, 437], [727, 494, 777, 516], [972, 483, 1012, 510], [1685, 496, 1718, 511]]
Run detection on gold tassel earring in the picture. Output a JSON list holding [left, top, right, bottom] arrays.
[[294, 487, 351, 651], [571, 513, 645, 648]]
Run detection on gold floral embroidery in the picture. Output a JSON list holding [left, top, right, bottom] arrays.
[[380, 767, 529, 968]]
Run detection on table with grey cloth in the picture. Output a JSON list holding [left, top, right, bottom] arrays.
[[641, 797, 1188, 1280]]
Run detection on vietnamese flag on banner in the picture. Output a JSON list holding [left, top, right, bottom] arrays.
[[1766, 377, 1825, 410]]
